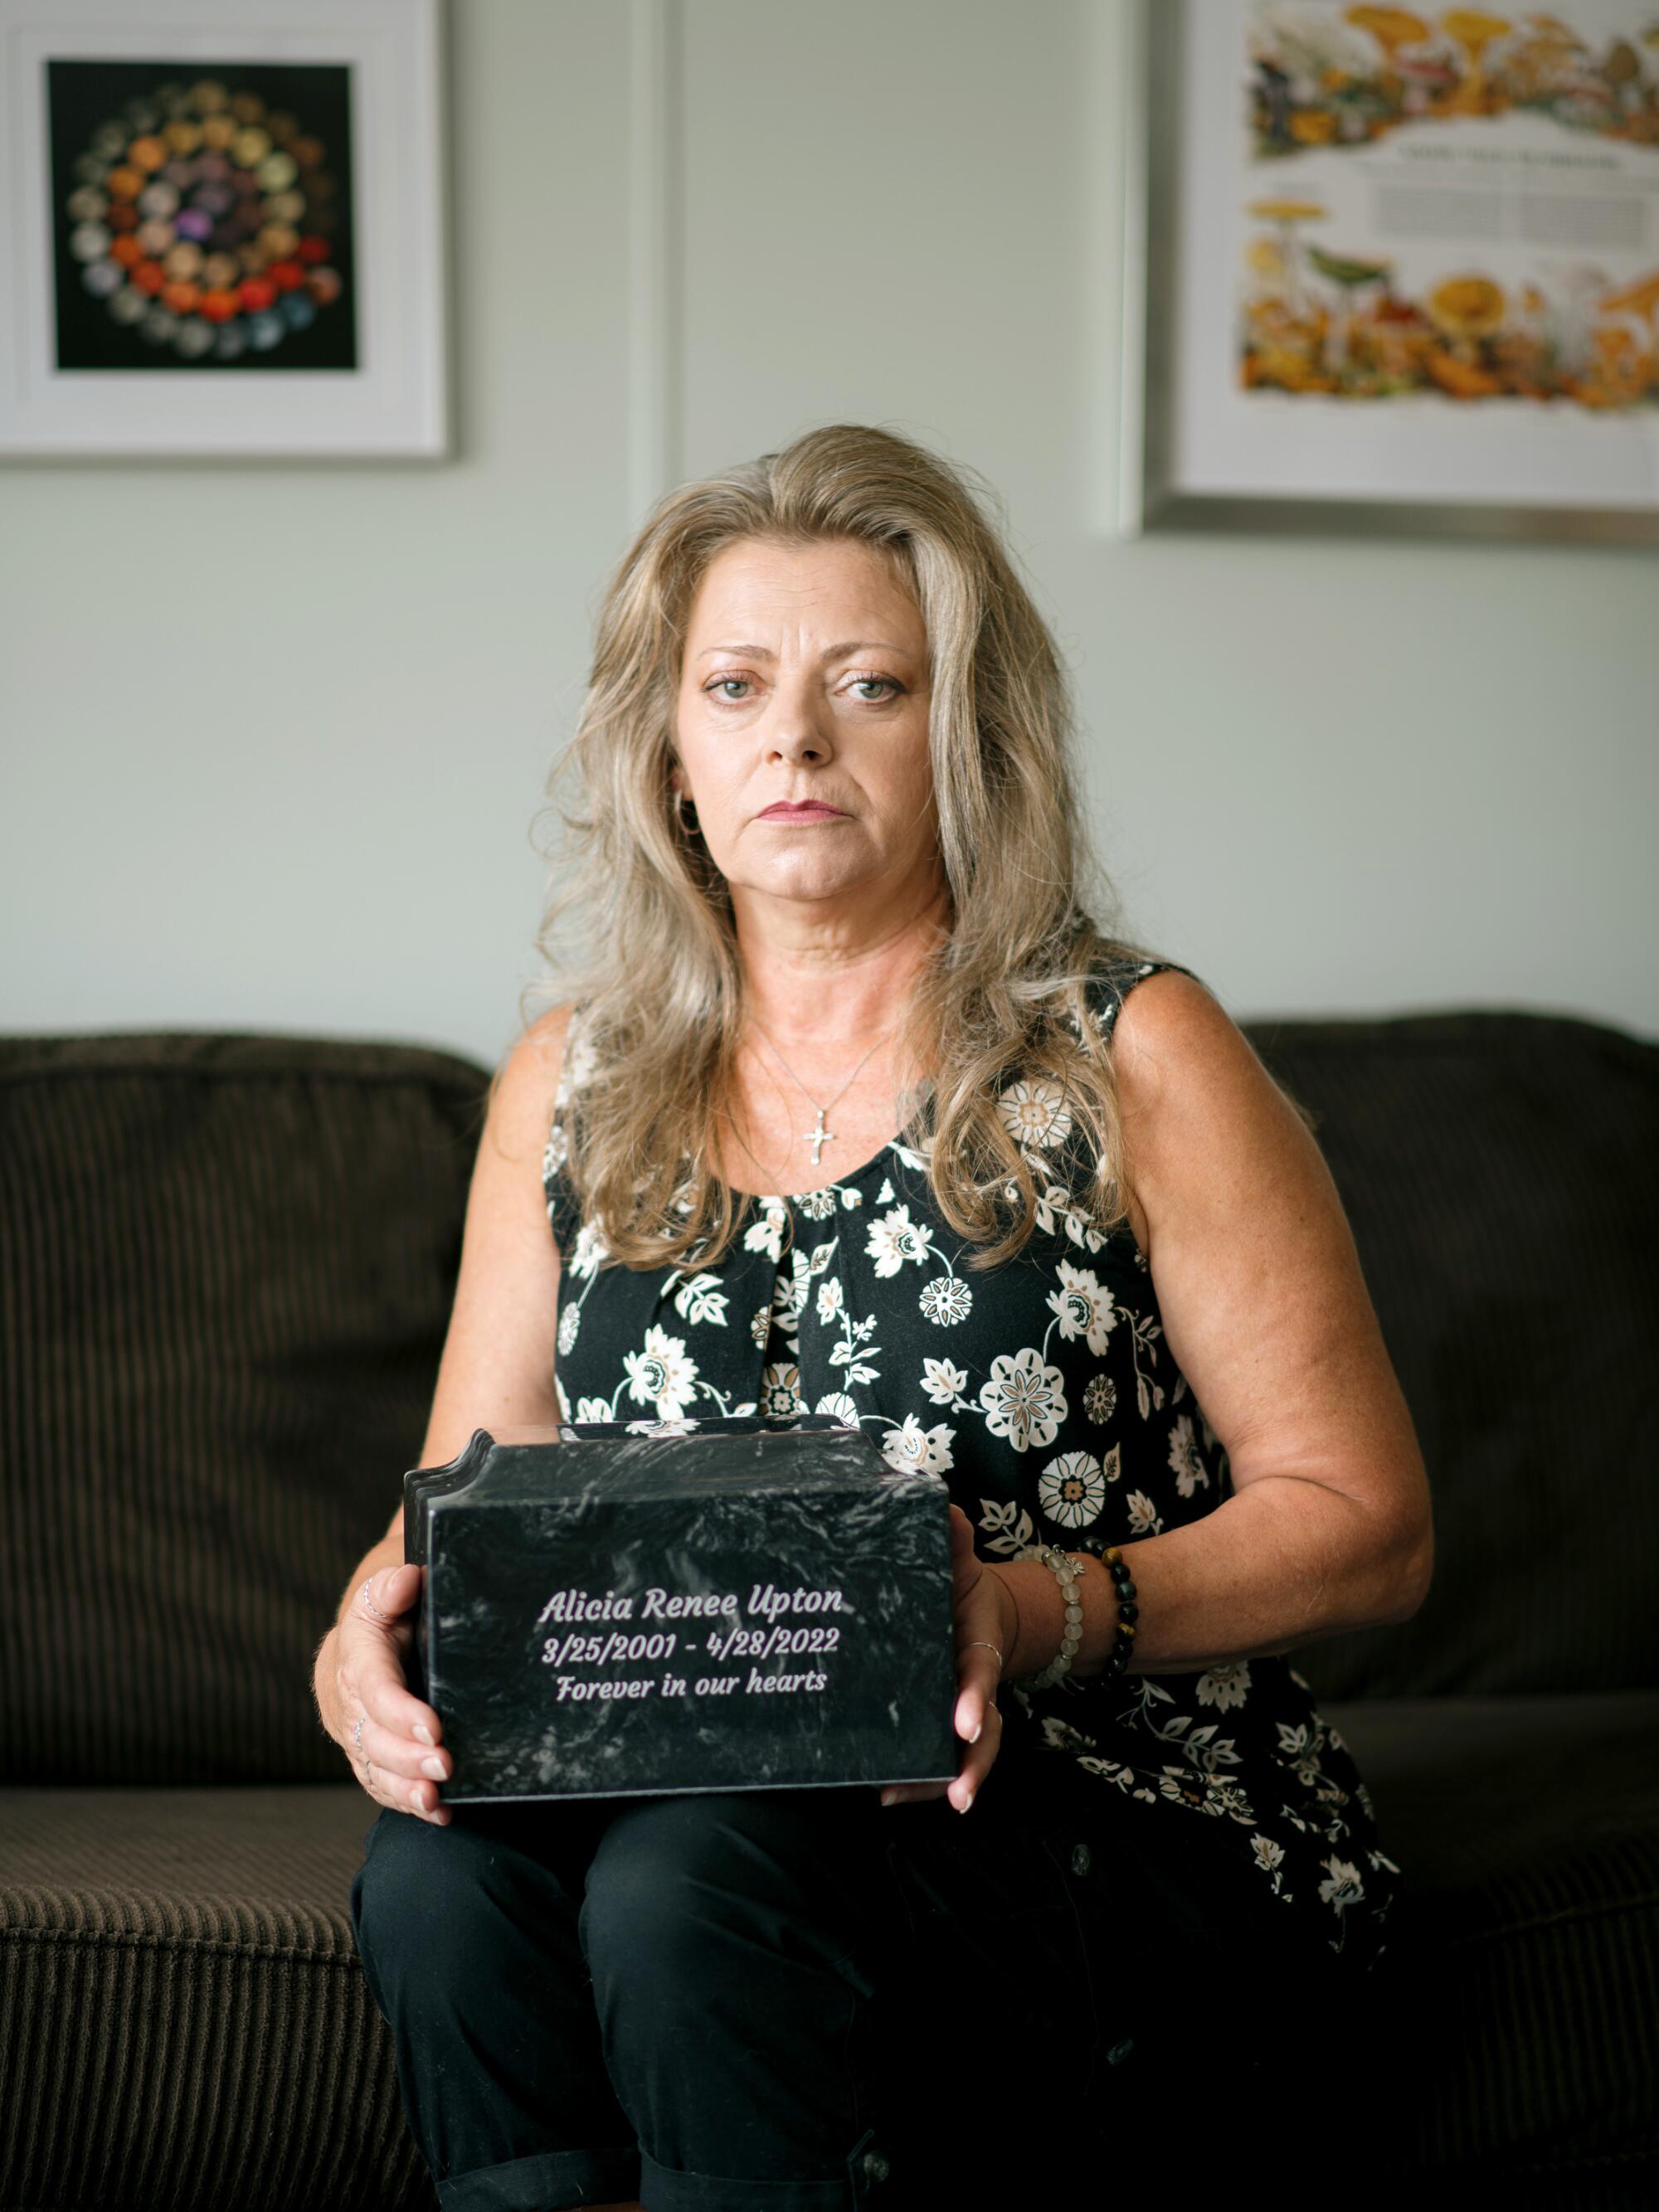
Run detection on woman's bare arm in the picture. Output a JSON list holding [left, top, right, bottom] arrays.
[[310, 1002, 578, 1810], [991, 970, 1434, 1683]]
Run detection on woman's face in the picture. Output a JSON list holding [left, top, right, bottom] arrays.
[[670, 535, 937, 912]]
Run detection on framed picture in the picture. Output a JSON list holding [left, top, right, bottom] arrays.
[[0, 0, 450, 459], [1125, 0, 1659, 543]]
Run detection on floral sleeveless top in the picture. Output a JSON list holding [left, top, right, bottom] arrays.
[[542, 958, 1402, 1971]]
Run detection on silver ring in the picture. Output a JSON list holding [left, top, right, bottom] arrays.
[[353, 1715, 366, 1751], [963, 1639, 1005, 1671], [361, 1578, 392, 1621]]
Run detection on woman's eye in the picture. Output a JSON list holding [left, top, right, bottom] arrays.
[[703, 673, 900, 704]]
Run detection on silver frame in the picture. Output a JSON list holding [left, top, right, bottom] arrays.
[[1126, 0, 1659, 548]]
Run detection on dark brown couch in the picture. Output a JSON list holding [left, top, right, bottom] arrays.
[[2, 1009, 1654, 2210]]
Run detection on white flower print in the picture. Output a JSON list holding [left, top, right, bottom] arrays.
[[1126, 1309, 1166, 1418], [1167, 1413, 1209, 1498], [795, 1187, 837, 1219], [760, 1361, 805, 1420], [977, 1495, 1037, 1556], [1195, 1660, 1253, 1713], [670, 1270, 729, 1327], [1123, 1488, 1164, 1535], [742, 1201, 791, 1264], [978, 1347, 1067, 1453], [919, 1276, 971, 1325], [865, 1203, 930, 1277], [1157, 1767, 1212, 1812], [814, 1391, 860, 1426], [622, 1324, 699, 1420], [1204, 1777, 1257, 1825], [770, 1266, 801, 1335], [1252, 1835, 1285, 1872], [781, 1248, 817, 1327], [998, 1077, 1073, 1150], [829, 1310, 881, 1388], [1046, 1261, 1118, 1355], [750, 1304, 772, 1348], [881, 1415, 955, 1474], [921, 1357, 968, 1407], [1030, 1179, 1108, 1255], [1319, 1856, 1365, 1913], [1275, 1721, 1325, 1792], [557, 1303, 580, 1355], [575, 1395, 611, 1423], [1039, 1713, 1100, 1757], [570, 1218, 610, 1281], [816, 1276, 845, 1324], [1037, 1450, 1107, 1529], [839, 1186, 863, 1210], [542, 1121, 567, 1184], [1083, 1373, 1117, 1425]]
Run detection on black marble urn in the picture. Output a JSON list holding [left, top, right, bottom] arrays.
[[402, 1415, 960, 1804]]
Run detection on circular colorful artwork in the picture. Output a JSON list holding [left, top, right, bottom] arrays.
[[47, 59, 358, 372]]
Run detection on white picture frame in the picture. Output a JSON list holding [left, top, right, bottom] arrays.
[[1126, 0, 1659, 546], [0, 0, 450, 460]]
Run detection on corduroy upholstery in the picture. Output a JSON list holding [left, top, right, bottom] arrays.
[[0, 1787, 430, 2212], [0, 1032, 488, 1787], [1255, 1009, 1657, 1703], [1, 1010, 1655, 2210]]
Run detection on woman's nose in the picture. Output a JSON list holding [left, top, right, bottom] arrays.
[[767, 707, 830, 761]]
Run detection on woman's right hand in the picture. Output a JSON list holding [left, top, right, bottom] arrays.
[[325, 1563, 452, 1826]]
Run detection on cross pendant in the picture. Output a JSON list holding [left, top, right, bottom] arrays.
[[802, 1107, 834, 1165]]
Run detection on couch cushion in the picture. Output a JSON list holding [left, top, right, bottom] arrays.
[[0, 1783, 436, 2212], [0, 1033, 490, 1784], [1240, 1009, 1658, 1699], [1325, 1692, 1659, 2192]]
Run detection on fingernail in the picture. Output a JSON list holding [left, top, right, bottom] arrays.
[[957, 1791, 975, 1815], [969, 1721, 982, 1744], [421, 1757, 445, 1781], [413, 1723, 434, 1747], [879, 1788, 896, 1807]]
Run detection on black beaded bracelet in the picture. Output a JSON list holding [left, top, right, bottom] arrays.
[[1099, 1544, 1139, 1676]]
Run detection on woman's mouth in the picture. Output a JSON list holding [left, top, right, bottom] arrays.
[[757, 801, 846, 820]]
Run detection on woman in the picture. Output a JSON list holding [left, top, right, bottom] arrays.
[[319, 423, 1432, 2211]]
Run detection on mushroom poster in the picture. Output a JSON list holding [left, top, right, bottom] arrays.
[[1138, 0, 1659, 539]]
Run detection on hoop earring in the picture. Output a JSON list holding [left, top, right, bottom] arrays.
[[672, 790, 699, 835]]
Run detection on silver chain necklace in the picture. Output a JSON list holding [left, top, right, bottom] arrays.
[[744, 1016, 898, 1169]]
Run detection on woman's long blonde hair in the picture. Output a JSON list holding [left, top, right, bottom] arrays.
[[516, 421, 1174, 1273]]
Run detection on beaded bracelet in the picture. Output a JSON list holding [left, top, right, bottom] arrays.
[[1097, 1544, 1140, 1679], [1014, 1541, 1139, 1687], [1014, 1543, 1085, 1688]]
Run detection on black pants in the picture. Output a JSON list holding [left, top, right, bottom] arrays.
[[349, 1737, 1358, 2211]]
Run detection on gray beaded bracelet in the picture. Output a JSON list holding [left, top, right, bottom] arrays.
[[1014, 1542, 1087, 1689]]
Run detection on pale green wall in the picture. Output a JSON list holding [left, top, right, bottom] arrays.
[[3, 0, 1653, 1067]]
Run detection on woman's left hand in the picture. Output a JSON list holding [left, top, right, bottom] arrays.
[[879, 1503, 1015, 1815]]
